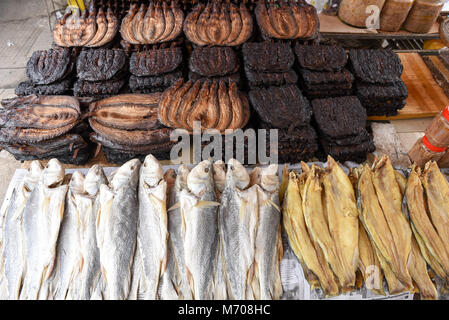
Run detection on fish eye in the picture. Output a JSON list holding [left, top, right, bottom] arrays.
[[204, 167, 209, 173], [130, 165, 135, 170], [230, 165, 234, 171]]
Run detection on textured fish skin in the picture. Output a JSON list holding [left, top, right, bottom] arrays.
[[96, 159, 140, 300], [50, 172, 85, 300], [220, 159, 258, 300], [21, 159, 67, 300], [372, 156, 413, 290], [406, 166, 449, 282], [166, 165, 192, 300], [321, 157, 359, 290], [253, 164, 283, 300], [180, 160, 219, 300], [72, 165, 107, 300], [1, 161, 43, 299], [282, 171, 339, 297], [138, 155, 168, 300]]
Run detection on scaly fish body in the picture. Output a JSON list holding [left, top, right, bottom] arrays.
[[72, 165, 107, 300], [181, 160, 219, 300], [138, 155, 169, 300], [50, 172, 85, 300], [21, 159, 67, 300], [253, 164, 283, 300], [1, 161, 43, 299], [321, 157, 359, 290], [96, 159, 140, 300], [220, 159, 257, 300]]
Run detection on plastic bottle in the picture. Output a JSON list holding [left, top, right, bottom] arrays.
[[438, 150, 449, 168], [424, 106, 449, 148], [379, 0, 414, 32], [403, 0, 444, 34], [338, 0, 386, 28], [408, 135, 447, 167]]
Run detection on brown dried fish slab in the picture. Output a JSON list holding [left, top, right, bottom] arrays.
[[129, 47, 183, 76], [90, 132, 174, 154], [189, 47, 239, 77], [73, 78, 126, 97], [0, 95, 80, 129], [89, 118, 172, 146], [242, 41, 294, 73], [89, 93, 163, 130], [129, 71, 183, 92], [77, 49, 127, 82], [15, 79, 72, 97], [26, 48, 74, 85], [245, 67, 298, 87], [248, 85, 312, 129], [295, 44, 347, 72], [60, 8, 97, 47]]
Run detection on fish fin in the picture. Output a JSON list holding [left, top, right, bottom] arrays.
[[167, 201, 180, 212], [185, 266, 195, 299], [194, 200, 221, 209], [148, 193, 165, 208], [261, 199, 281, 212]]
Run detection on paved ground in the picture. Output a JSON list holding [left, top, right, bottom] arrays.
[[0, 0, 437, 205]]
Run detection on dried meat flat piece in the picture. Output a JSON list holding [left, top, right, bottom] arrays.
[[312, 96, 367, 138], [77, 48, 127, 81], [348, 49, 403, 84], [26, 47, 74, 85], [249, 85, 312, 129], [189, 47, 239, 77], [245, 66, 298, 87], [73, 78, 125, 97], [188, 71, 241, 85], [129, 47, 183, 76], [15, 79, 72, 96], [129, 71, 183, 92], [299, 68, 354, 86], [295, 44, 347, 71], [242, 41, 295, 72]]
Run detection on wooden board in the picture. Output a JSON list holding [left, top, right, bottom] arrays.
[[368, 53, 449, 120]]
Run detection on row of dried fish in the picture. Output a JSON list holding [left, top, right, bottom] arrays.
[[158, 79, 250, 133], [54, 5, 119, 47], [120, 1, 184, 45], [0, 95, 90, 164], [0, 156, 283, 300], [282, 155, 448, 299]]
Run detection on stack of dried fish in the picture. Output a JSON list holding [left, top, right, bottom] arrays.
[[243, 41, 317, 163], [295, 44, 354, 99], [88, 94, 174, 164], [188, 47, 240, 84], [311, 96, 375, 162], [158, 79, 250, 133], [129, 46, 184, 93], [349, 49, 408, 116], [120, 1, 184, 45], [16, 48, 75, 96], [283, 155, 444, 300], [183, 1, 253, 46], [255, 0, 319, 40], [0, 95, 90, 164], [0, 156, 284, 300], [53, 5, 119, 47], [74, 48, 127, 97]]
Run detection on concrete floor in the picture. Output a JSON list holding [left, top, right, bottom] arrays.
[[0, 0, 437, 206]]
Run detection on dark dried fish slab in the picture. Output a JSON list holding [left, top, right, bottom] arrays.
[[90, 132, 174, 154], [249, 85, 312, 129], [73, 78, 125, 97], [348, 49, 403, 84], [311, 96, 367, 139], [188, 71, 241, 85], [295, 44, 347, 71], [101, 145, 172, 164], [320, 138, 375, 162], [15, 79, 72, 96], [189, 47, 239, 77], [89, 93, 163, 130], [129, 71, 182, 92], [355, 81, 408, 102], [26, 48, 74, 85], [77, 48, 127, 82], [244, 66, 298, 87], [299, 69, 354, 87], [304, 88, 354, 99], [129, 47, 183, 76], [242, 41, 295, 72]]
